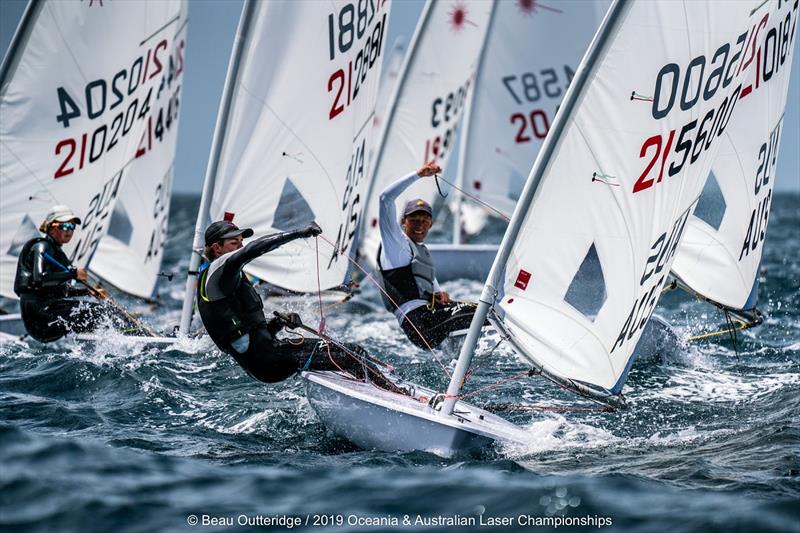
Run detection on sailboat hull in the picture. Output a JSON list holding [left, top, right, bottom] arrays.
[[631, 314, 681, 362], [0, 313, 26, 337], [303, 370, 527, 457], [426, 244, 498, 282]]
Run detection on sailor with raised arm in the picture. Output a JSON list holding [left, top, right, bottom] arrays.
[[377, 163, 481, 349], [198, 219, 403, 392], [14, 205, 139, 342]]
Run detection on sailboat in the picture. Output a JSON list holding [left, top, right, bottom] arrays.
[[669, 1, 798, 332], [360, 0, 608, 282], [89, 31, 186, 301], [0, 0, 188, 342], [445, 0, 609, 280], [358, 0, 494, 281], [178, 0, 392, 334], [303, 0, 793, 455]]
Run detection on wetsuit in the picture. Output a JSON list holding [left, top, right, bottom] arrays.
[[377, 172, 480, 349], [197, 227, 400, 390], [13, 235, 138, 342]]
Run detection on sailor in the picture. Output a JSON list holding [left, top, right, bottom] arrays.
[[377, 162, 481, 349], [198, 219, 403, 392], [13, 205, 137, 342]]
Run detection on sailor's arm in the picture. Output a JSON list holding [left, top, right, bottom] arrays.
[[378, 171, 416, 266], [30, 242, 77, 288], [226, 222, 322, 273], [378, 163, 440, 267], [432, 278, 450, 304], [210, 223, 323, 296]]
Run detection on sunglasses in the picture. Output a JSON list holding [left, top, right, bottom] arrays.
[[55, 222, 77, 231]]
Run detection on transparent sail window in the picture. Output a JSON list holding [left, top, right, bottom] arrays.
[[693, 171, 726, 231], [564, 243, 607, 321], [107, 203, 134, 245], [273, 178, 316, 231]]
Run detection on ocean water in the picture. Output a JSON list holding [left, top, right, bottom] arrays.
[[1, 193, 798, 533]]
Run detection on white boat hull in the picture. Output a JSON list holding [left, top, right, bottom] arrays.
[[631, 314, 681, 363], [426, 244, 498, 282], [0, 313, 26, 337], [303, 370, 528, 457]]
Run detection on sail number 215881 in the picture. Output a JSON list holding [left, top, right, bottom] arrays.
[[326, 0, 387, 120]]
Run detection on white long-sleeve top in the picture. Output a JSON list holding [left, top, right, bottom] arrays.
[[378, 171, 441, 322]]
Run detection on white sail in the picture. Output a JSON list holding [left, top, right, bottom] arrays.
[[90, 8, 188, 299], [359, 0, 494, 265], [671, 0, 798, 314], [192, 0, 392, 295], [446, 0, 777, 408], [454, 0, 609, 226], [371, 37, 405, 153], [0, 0, 188, 299]]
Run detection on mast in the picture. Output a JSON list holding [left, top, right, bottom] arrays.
[[178, 0, 256, 334], [358, 0, 434, 247], [450, 0, 497, 245], [440, 0, 631, 416]]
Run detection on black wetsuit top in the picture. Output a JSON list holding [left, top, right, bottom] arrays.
[[195, 227, 402, 391], [196, 228, 310, 355], [14, 235, 83, 298], [13, 235, 99, 342]]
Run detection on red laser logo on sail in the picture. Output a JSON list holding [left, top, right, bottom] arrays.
[[514, 270, 532, 290], [448, 2, 476, 31]]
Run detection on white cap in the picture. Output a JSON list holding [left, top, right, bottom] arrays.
[[39, 205, 82, 232]]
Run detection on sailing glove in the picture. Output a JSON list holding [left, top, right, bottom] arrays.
[[304, 222, 322, 237]]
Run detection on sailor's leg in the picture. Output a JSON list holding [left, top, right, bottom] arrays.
[[227, 329, 406, 394], [229, 328, 305, 383], [305, 341, 407, 395], [401, 301, 482, 349], [19, 297, 69, 342]]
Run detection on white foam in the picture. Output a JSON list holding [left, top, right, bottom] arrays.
[[501, 413, 619, 457], [643, 368, 800, 403]]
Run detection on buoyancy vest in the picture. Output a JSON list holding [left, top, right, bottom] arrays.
[[196, 269, 267, 353], [377, 239, 436, 312], [14, 236, 74, 297]]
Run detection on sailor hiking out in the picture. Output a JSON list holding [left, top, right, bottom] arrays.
[[14, 205, 142, 342], [377, 163, 483, 349], [197, 219, 403, 392]]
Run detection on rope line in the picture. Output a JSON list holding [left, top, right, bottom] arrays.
[[444, 371, 530, 400], [687, 318, 751, 341], [314, 233, 452, 378], [434, 174, 512, 222], [464, 334, 507, 383], [487, 403, 613, 413]]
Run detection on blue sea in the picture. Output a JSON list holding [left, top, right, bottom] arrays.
[[1, 193, 798, 532]]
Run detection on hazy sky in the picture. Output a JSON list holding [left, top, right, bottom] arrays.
[[1, 0, 798, 193]]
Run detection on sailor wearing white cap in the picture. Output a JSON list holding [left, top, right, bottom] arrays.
[[13, 205, 136, 341]]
